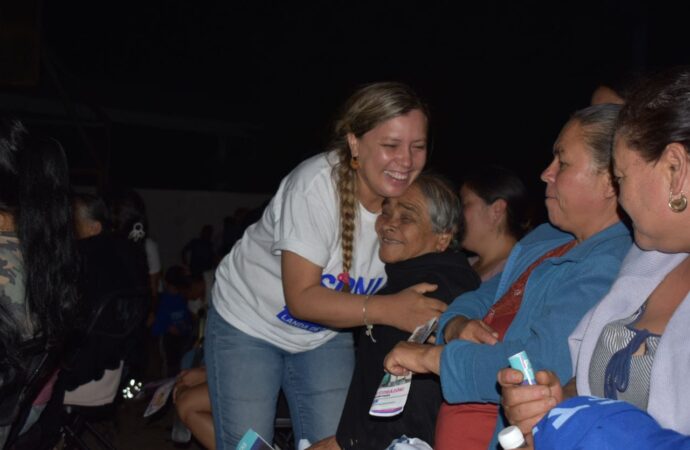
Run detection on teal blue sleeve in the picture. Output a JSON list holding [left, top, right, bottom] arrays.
[[439, 253, 626, 404], [437, 274, 501, 345]]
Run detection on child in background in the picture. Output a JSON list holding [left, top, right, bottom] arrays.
[[186, 274, 207, 321], [152, 265, 194, 377]]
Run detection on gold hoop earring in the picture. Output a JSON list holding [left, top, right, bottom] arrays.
[[350, 156, 360, 170], [669, 190, 688, 213]]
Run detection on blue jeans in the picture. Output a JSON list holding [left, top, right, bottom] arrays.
[[205, 305, 355, 449]]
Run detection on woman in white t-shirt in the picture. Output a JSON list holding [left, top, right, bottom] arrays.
[[206, 82, 447, 449]]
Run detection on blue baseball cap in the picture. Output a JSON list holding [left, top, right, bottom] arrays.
[[533, 396, 690, 449]]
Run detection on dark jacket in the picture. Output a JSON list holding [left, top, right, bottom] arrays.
[[336, 250, 480, 450], [60, 234, 149, 391]]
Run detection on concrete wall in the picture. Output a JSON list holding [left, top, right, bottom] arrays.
[[136, 188, 271, 272]]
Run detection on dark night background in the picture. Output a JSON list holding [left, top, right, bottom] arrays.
[[1, 1, 688, 209]]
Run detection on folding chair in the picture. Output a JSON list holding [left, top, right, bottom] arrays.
[[0, 338, 62, 450]]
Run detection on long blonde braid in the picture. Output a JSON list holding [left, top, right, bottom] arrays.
[[335, 150, 357, 293]]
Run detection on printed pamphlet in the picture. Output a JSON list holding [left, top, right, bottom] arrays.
[[369, 317, 438, 417]]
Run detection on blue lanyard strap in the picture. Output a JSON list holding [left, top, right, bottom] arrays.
[[603, 327, 652, 399]]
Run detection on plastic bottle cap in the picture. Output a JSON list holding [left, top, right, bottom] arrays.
[[498, 425, 526, 449]]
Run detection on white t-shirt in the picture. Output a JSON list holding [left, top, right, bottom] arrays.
[[145, 238, 161, 275], [212, 151, 386, 353]]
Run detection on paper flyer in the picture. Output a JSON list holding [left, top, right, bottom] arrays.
[[143, 377, 176, 418], [369, 372, 413, 417], [369, 317, 438, 417]]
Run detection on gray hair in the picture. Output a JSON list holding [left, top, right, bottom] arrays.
[[570, 103, 622, 172], [414, 173, 463, 250]]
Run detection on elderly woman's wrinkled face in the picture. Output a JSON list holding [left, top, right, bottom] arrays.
[[541, 120, 615, 240], [375, 184, 448, 264], [613, 138, 681, 251]]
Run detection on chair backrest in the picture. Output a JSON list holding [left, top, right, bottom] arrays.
[[0, 338, 61, 449]]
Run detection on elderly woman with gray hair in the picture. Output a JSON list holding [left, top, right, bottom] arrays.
[[311, 173, 481, 450]]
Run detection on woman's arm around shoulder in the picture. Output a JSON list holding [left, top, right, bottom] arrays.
[[281, 251, 447, 333]]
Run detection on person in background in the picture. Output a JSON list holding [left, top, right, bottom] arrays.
[[185, 273, 207, 328], [384, 104, 633, 449], [219, 208, 249, 257], [500, 65, 690, 446], [105, 188, 155, 385], [174, 367, 215, 450], [182, 225, 216, 277], [0, 119, 79, 446], [431, 165, 531, 444], [152, 265, 194, 377], [145, 235, 162, 320], [460, 165, 531, 281], [60, 192, 149, 407], [206, 82, 445, 448], [182, 224, 216, 308]]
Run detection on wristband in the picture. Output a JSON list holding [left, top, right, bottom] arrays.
[[363, 295, 376, 343]]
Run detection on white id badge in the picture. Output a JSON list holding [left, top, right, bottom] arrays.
[[369, 317, 438, 417]]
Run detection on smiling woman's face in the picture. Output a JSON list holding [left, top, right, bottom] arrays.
[[375, 184, 446, 263], [348, 109, 428, 212]]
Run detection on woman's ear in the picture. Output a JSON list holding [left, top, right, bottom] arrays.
[[435, 232, 452, 252], [662, 142, 689, 193], [90, 221, 103, 236], [602, 171, 618, 199], [346, 133, 359, 157], [490, 198, 507, 223]]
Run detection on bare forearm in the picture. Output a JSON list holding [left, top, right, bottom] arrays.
[[287, 285, 393, 329], [281, 251, 444, 332]]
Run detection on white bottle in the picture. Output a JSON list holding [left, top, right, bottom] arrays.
[[498, 425, 528, 449]]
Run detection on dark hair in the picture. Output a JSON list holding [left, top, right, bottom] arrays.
[[72, 192, 111, 231], [105, 189, 148, 243], [617, 66, 690, 162], [413, 173, 463, 250], [570, 104, 623, 172], [0, 119, 78, 366], [164, 265, 190, 290], [462, 165, 531, 240]]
